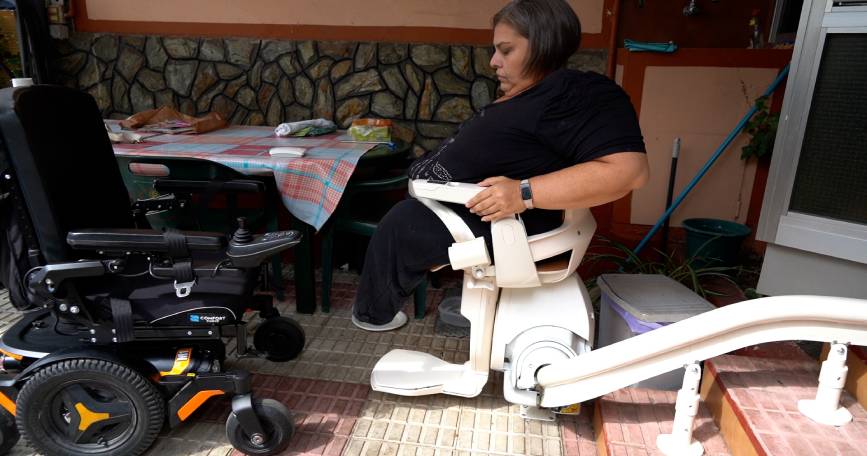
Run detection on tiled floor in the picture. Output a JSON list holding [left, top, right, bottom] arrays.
[[0, 273, 597, 456]]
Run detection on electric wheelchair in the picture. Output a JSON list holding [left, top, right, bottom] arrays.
[[0, 85, 305, 455]]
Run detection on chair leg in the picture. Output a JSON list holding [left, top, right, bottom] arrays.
[[321, 227, 335, 314], [413, 278, 427, 319]]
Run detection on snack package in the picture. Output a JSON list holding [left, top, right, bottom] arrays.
[[348, 118, 392, 142]]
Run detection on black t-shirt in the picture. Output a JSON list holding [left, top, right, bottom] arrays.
[[409, 68, 646, 235]]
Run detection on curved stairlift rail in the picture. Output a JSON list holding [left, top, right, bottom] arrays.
[[536, 295, 867, 407]]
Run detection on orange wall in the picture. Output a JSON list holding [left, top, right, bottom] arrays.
[[84, 0, 604, 34]]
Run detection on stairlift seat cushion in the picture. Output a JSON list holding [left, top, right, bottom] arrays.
[[352, 311, 408, 332]]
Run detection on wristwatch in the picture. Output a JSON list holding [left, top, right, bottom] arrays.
[[519, 179, 534, 210]]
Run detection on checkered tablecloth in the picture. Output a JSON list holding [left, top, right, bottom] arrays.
[[113, 126, 383, 230]]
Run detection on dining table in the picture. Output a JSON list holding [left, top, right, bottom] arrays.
[[111, 124, 405, 313]]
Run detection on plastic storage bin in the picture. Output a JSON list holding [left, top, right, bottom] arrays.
[[596, 274, 715, 390]]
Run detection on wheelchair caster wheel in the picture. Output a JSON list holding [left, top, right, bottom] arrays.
[[253, 316, 305, 362], [226, 398, 293, 455], [0, 411, 19, 454], [16, 359, 164, 456]]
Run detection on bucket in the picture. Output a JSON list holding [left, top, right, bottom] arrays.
[[682, 218, 751, 267]]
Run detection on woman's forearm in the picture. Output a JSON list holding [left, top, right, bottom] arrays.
[[530, 151, 649, 209]]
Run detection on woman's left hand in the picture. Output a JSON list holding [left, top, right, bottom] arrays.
[[466, 176, 526, 222]]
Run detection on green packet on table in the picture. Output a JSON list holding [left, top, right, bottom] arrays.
[[348, 119, 391, 142]]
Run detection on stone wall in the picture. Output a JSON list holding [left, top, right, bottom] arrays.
[[53, 33, 606, 155]]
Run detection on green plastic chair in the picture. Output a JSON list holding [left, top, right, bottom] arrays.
[[320, 173, 427, 319]]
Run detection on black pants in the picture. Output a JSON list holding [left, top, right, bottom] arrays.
[[352, 199, 484, 324], [352, 198, 562, 324]]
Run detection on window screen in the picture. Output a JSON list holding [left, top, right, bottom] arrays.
[[789, 33, 867, 224]]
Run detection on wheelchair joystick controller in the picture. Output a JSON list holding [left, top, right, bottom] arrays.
[[227, 218, 303, 268], [232, 217, 253, 244]]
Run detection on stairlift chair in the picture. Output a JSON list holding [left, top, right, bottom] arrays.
[[370, 179, 597, 419]]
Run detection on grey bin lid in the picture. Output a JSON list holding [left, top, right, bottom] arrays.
[[597, 274, 715, 323]]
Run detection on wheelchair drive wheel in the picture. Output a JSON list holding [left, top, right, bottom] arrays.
[[226, 398, 293, 455], [0, 411, 19, 455], [16, 359, 164, 456], [253, 316, 305, 362]]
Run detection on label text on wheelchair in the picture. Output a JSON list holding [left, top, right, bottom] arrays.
[[189, 314, 226, 324]]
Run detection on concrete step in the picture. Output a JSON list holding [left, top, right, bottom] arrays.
[[593, 387, 730, 456], [702, 354, 867, 455]]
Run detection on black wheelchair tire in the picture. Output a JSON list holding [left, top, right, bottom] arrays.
[[0, 411, 19, 455], [253, 316, 305, 362], [16, 359, 164, 456], [225, 398, 293, 455]]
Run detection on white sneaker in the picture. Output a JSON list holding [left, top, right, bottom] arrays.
[[351, 311, 408, 332]]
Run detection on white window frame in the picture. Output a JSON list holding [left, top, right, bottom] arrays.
[[758, 0, 867, 265]]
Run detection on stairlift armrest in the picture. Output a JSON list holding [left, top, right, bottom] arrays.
[[408, 179, 484, 205]]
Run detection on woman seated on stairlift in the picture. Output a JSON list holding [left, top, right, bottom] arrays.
[[351, 0, 649, 331]]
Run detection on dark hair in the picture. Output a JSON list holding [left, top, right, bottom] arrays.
[[492, 0, 582, 78]]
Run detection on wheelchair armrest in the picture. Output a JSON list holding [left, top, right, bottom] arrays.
[[153, 178, 266, 194], [67, 229, 226, 253]]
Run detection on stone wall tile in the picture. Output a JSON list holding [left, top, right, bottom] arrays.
[[330, 60, 353, 82], [191, 63, 219, 100], [200, 39, 226, 62], [417, 75, 439, 120], [402, 62, 424, 95], [130, 82, 154, 112], [212, 95, 238, 120], [318, 41, 356, 60], [379, 43, 408, 64], [197, 81, 227, 113], [236, 86, 257, 110], [294, 75, 314, 106], [249, 60, 264, 89], [371, 91, 402, 118], [278, 77, 295, 105], [355, 43, 376, 70], [307, 57, 334, 81], [285, 104, 312, 122], [78, 57, 103, 89], [405, 91, 418, 120], [334, 69, 383, 99], [165, 60, 198, 96], [410, 44, 449, 72], [111, 77, 131, 113], [278, 53, 302, 77], [381, 65, 408, 98], [145, 37, 168, 70], [137, 67, 167, 92], [155, 90, 175, 109], [226, 39, 259, 66], [433, 68, 470, 95], [434, 97, 473, 122], [88, 83, 111, 113], [472, 47, 496, 79], [261, 40, 296, 62], [266, 98, 284, 126], [123, 36, 146, 51], [93, 35, 119, 62], [262, 62, 282, 85], [216, 63, 243, 80], [258, 83, 277, 112], [312, 78, 335, 120], [164, 37, 199, 59], [116, 47, 145, 82], [451, 46, 473, 81], [298, 41, 317, 66], [225, 75, 247, 98], [336, 97, 370, 128]]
